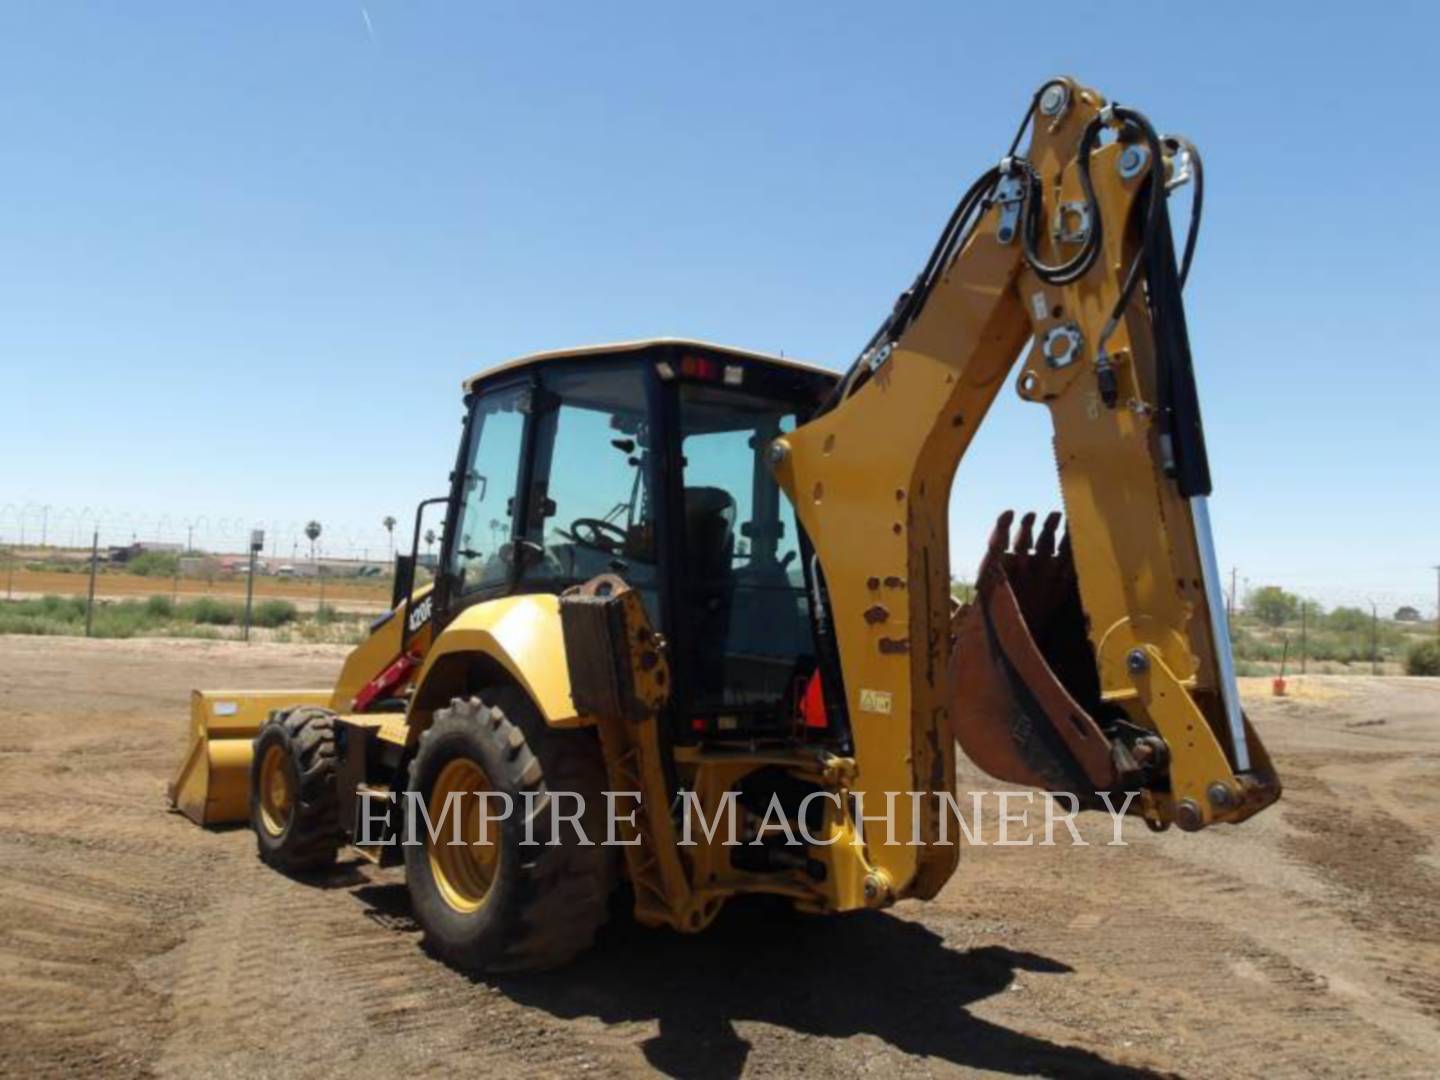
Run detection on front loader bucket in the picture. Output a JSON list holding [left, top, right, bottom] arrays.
[[168, 689, 332, 825], [950, 511, 1124, 805]]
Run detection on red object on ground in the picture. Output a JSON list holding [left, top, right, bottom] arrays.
[[1272, 676, 1287, 697]]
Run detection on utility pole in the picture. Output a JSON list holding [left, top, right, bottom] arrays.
[[1228, 566, 1238, 620], [243, 529, 263, 643], [1300, 602, 1308, 675], [40, 505, 50, 547], [85, 529, 99, 637]]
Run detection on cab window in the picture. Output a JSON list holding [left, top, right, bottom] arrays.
[[521, 365, 660, 612]]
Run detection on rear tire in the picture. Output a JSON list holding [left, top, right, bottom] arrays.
[[250, 706, 342, 873], [402, 688, 616, 973]]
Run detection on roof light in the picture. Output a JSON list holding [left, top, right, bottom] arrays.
[[680, 354, 720, 380]]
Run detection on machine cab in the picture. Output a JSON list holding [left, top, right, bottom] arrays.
[[435, 339, 838, 742]]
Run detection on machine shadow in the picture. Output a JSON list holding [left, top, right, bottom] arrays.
[[351, 885, 1166, 1079]]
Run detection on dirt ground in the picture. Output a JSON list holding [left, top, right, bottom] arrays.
[[1, 636, 1438, 1078]]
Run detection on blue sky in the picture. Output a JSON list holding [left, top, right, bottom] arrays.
[[2, 2, 1436, 612]]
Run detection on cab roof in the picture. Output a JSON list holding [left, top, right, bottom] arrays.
[[463, 337, 834, 391]]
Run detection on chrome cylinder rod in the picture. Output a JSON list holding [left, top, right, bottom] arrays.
[[1190, 494, 1250, 772]]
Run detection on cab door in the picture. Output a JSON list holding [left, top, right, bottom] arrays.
[[439, 380, 531, 620], [515, 361, 664, 625]]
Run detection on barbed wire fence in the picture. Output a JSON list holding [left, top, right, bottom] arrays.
[[3, 501, 1437, 621], [0, 501, 417, 565]]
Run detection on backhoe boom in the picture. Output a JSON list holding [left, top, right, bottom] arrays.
[[770, 77, 1279, 901]]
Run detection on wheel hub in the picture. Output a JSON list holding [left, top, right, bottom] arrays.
[[426, 757, 501, 914], [257, 743, 293, 837]]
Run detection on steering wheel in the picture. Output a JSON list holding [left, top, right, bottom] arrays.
[[567, 517, 628, 554]]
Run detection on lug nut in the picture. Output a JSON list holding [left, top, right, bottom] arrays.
[[1126, 648, 1150, 675]]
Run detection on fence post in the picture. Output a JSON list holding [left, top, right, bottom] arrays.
[[242, 529, 264, 643], [1370, 602, 1379, 676], [243, 547, 256, 643], [1300, 602, 1307, 675], [85, 529, 99, 637]]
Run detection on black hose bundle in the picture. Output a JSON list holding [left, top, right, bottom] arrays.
[[824, 88, 1205, 418]]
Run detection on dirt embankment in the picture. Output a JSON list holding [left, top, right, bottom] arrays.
[[1, 636, 1437, 1077]]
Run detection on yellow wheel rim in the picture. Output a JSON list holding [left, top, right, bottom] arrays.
[[427, 757, 501, 914], [257, 743, 293, 837]]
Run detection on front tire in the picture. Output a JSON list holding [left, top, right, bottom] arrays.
[[250, 706, 341, 873], [402, 688, 616, 973]]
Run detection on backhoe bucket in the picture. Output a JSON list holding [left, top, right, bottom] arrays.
[[950, 511, 1123, 805], [168, 689, 332, 826]]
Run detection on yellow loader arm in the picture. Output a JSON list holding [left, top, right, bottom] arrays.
[[771, 77, 1279, 896]]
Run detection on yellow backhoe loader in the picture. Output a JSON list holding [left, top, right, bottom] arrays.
[[169, 77, 1280, 972]]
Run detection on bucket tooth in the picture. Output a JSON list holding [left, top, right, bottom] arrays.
[[1035, 511, 1060, 557], [1014, 511, 1036, 555]]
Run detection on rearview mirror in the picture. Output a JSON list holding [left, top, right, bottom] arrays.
[[392, 554, 416, 609]]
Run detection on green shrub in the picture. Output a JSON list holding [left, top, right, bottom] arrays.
[[89, 604, 148, 639], [181, 597, 240, 626], [145, 595, 175, 618], [314, 603, 339, 625], [0, 596, 88, 633], [1326, 606, 1370, 633], [36, 594, 87, 620], [251, 599, 298, 628], [1406, 640, 1440, 677], [0, 609, 70, 635], [127, 551, 180, 577]]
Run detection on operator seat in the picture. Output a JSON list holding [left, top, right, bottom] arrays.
[[682, 487, 735, 580], [682, 487, 736, 704]]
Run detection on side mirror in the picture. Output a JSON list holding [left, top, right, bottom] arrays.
[[392, 554, 416, 610]]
